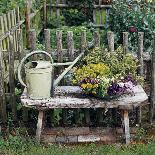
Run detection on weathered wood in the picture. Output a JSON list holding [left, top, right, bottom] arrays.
[[29, 29, 37, 51], [0, 41, 7, 123], [136, 32, 144, 125], [46, 4, 112, 9], [123, 110, 130, 144], [67, 31, 74, 61], [43, 0, 47, 28], [123, 32, 129, 53], [150, 33, 155, 124], [93, 9, 96, 25], [137, 32, 144, 76], [9, 35, 17, 122], [56, 30, 63, 63], [94, 31, 100, 47], [36, 110, 44, 142], [80, 30, 89, 124], [80, 30, 87, 51], [17, 29, 23, 61], [25, 1, 31, 48], [21, 85, 148, 109], [99, 0, 102, 25], [44, 29, 51, 53], [56, 0, 60, 18], [107, 31, 114, 52]]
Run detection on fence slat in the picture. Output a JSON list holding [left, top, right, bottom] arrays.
[[29, 29, 37, 51], [94, 31, 100, 47], [17, 29, 23, 61], [44, 29, 51, 53], [43, 0, 47, 28], [150, 33, 155, 124], [9, 35, 17, 122], [0, 41, 7, 124], [123, 32, 129, 53], [67, 31, 74, 61], [56, 30, 63, 62], [81, 30, 87, 51], [107, 31, 114, 52]]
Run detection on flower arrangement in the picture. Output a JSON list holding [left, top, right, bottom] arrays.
[[72, 46, 143, 99]]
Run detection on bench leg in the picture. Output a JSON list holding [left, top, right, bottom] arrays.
[[123, 110, 130, 144], [36, 110, 44, 142]]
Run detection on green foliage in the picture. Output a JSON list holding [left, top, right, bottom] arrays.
[[47, 15, 65, 28], [0, 0, 25, 14], [50, 26, 93, 49], [83, 46, 138, 78], [62, 0, 93, 26], [62, 9, 89, 26], [110, 0, 155, 53]]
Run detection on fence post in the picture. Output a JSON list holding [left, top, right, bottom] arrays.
[[150, 33, 155, 124], [138, 32, 144, 76], [80, 30, 90, 124], [57, 30, 63, 63], [67, 31, 74, 61], [17, 29, 23, 61], [44, 29, 51, 53], [107, 31, 114, 52], [56, 30, 67, 125], [29, 29, 37, 51], [25, 1, 31, 48], [123, 32, 129, 53], [9, 35, 17, 122], [94, 31, 100, 47], [43, 0, 47, 29], [0, 42, 7, 124]]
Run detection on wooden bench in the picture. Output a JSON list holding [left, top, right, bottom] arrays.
[[20, 85, 148, 144]]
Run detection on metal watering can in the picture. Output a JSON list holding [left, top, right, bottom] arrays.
[[18, 51, 84, 99]]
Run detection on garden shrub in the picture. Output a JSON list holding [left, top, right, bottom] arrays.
[[110, 0, 155, 53]]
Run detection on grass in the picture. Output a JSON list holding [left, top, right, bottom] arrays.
[[1, 133, 155, 155]]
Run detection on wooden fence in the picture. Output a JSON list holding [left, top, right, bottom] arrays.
[[0, 26, 154, 126], [0, 0, 45, 124], [45, 0, 111, 28]]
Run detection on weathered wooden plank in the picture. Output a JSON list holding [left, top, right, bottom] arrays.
[[150, 33, 155, 124], [123, 110, 130, 144], [93, 9, 96, 24], [123, 32, 129, 53], [44, 29, 51, 53], [25, 1, 31, 48], [137, 32, 144, 76], [94, 31, 100, 47], [0, 41, 7, 123], [67, 31, 74, 61], [107, 31, 114, 52], [29, 29, 37, 51], [56, 30, 63, 62], [136, 32, 144, 125], [36, 110, 44, 142], [17, 29, 23, 61], [8, 35, 17, 122], [56, 0, 60, 18], [43, 0, 47, 28], [0, 16, 7, 50], [46, 4, 112, 9], [80, 30, 87, 51], [21, 85, 148, 109]]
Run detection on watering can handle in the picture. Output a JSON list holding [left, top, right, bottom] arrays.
[[18, 51, 53, 87]]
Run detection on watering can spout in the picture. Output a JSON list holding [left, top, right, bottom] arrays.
[[53, 52, 84, 87]]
